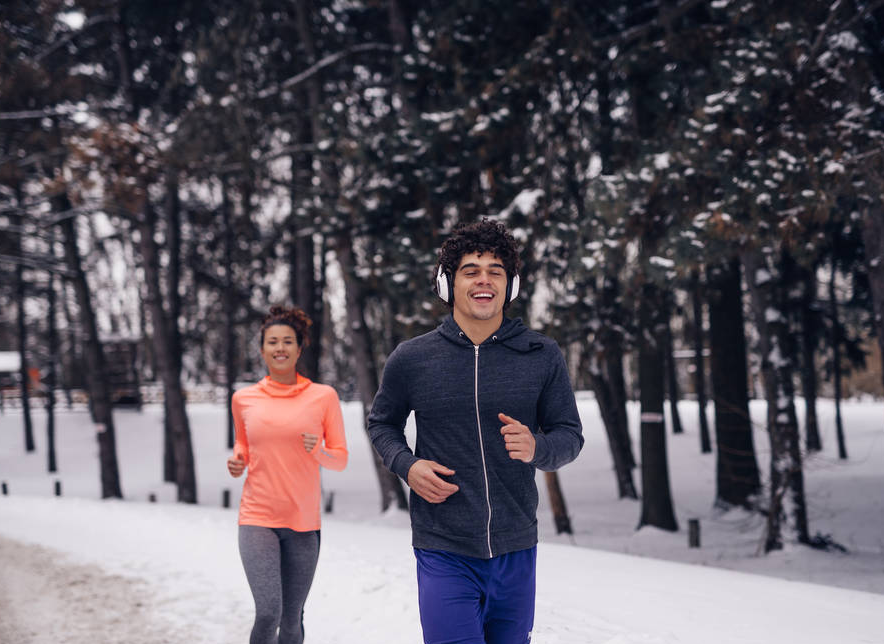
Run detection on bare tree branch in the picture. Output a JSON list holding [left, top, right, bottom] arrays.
[[256, 42, 397, 100], [0, 252, 74, 276], [34, 13, 115, 62], [801, 0, 884, 73], [0, 101, 124, 121]]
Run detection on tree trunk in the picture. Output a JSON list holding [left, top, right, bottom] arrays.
[[587, 348, 637, 499], [13, 195, 35, 452], [162, 175, 182, 482], [58, 207, 122, 499], [861, 202, 884, 394], [596, 271, 637, 485], [387, 0, 416, 115], [597, 61, 615, 174], [60, 280, 76, 408], [137, 201, 197, 504], [637, 282, 678, 532], [163, 173, 184, 481], [290, 0, 327, 381], [707, 259, 760, 508], [288, 223, 322, 380], [584, 269, 636, 498], [663, 295, 684, 435], [828, 264, 847, 460], [166, 174, 183, 373], [799, 268, 822, 452], [690, 270, 712, 453], [336, 233, 408, 512], [543, 471, 573, 534], [222, 178, 237, 450], [46, 231, 60, 473], [742, 249, 810, 552], [606, 345, 635, 469], [288, 171, 322, 381], [163, 397, 176, 482], [16, 259, 35, 452]]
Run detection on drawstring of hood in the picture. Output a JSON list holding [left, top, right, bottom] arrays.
[[440, 315, 544, 353]]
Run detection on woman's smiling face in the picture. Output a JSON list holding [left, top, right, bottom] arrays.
[[261, 324, 301, 381]]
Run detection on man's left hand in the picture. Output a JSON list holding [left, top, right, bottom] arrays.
[[499, 412, 535, 463]]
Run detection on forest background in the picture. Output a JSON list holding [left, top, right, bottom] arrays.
[[1, 0, 883, 560]]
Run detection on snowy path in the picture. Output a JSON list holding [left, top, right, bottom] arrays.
[[2, 496, 883, 644], [0, 535, 195, 644]]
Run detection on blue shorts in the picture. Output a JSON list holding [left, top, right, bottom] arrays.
[[414, 546, 537, 644]]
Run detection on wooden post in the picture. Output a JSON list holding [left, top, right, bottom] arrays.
[[688, 518, 700, 548], [324, 490, 335, 514], [148, 493, 157, 503], [222, 489, 230, 508], [1, 481, 7, 495], [54, 480, 62, 496]]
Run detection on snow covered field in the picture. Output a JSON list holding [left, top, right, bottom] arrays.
[[1, 396, 883, 643]]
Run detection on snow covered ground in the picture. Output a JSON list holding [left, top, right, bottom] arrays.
[[1, 395, 883, 643]]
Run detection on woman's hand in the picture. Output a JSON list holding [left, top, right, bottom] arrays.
[[227, 452, 246, 477], [302, 433, 319, 452]]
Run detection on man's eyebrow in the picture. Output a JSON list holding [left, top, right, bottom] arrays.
[[458, 262, 505, 271]]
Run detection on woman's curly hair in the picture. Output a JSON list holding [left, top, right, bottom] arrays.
[[260, 305, 312, 347], [433, 219, 522, 303]]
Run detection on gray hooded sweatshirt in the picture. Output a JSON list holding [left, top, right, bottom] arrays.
[[367, 315, 584, 559]]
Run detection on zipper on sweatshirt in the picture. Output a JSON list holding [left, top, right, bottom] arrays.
[[473, 344, 494, 558]]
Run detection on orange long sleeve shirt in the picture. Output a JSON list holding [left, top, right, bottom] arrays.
[[232, 374, 348, 532]]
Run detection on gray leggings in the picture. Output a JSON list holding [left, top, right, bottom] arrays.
[[238, 525, 320, 644]]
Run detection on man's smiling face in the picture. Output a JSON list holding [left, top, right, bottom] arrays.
[[452, 252, 508, 324]]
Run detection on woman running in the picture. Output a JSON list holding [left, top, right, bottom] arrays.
[[227, 305, 348, 644]]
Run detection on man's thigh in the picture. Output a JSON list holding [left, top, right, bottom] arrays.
[[415, 549, 487, 644], [414, 548, 536, 644], [484, 547, 536, 644]]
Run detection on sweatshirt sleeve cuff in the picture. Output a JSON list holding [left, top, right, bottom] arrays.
[[530, 432, 550, 470], [391, 452, 419, 483]]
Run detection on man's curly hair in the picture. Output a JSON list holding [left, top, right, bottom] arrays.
[[434, 219, 522, 304], [260, 305, 312, 347]]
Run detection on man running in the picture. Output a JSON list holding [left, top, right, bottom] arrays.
[[368, 218, 584, 644]]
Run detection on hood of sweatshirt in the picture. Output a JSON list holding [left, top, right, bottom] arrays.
[[437, 314, 544, 353], [256, 373, 312, 397]]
